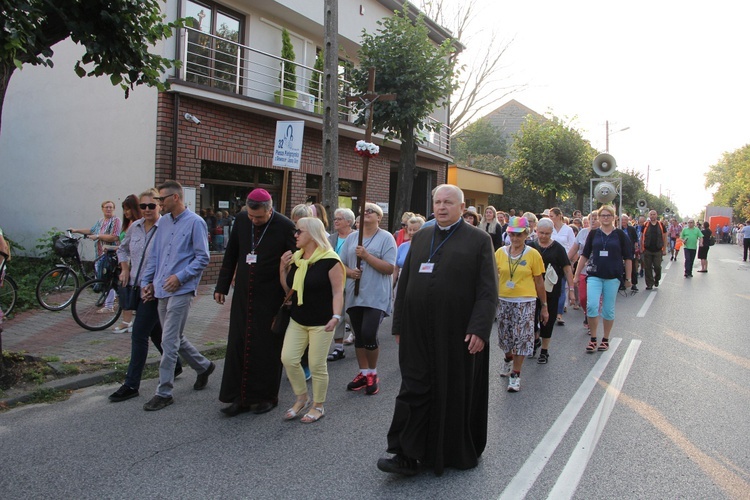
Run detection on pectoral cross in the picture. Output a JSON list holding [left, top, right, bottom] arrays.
[[345, 67, 396, 295]]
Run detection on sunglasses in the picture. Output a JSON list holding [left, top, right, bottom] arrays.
[[294, 229, 305, 236], [154, 193, 176, 202], [364, 209, 377, 215], [139, 203, 157, 210]]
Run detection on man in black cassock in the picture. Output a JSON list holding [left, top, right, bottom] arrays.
[[377, 184, 498, 476], [213, 189, 295, 416]]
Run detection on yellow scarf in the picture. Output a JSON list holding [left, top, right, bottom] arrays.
[[291, 246, 345, 305]]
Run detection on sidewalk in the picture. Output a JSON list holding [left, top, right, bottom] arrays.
[[3, 285, 229, 363]]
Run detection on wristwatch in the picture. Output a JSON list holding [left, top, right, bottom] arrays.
[[332, 314, 342, 321], [541, 302, 548, 307]]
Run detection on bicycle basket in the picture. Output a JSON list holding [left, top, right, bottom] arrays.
[[52, 235, 78, 258]]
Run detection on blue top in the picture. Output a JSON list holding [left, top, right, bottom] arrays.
[[396, 240, 411, 268], [141, 209, 209, 298], [581, 228, 633, 280]]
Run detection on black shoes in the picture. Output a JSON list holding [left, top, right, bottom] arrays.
[[109, 385, 139, 402], [143, 395, 174, 411], [250, 401, 277, 414], [645, 286, 653, 290], [174, 364, 183, 378], [194, 361, 216, 390], [221, 402, 252, 417], [377, 454, 418, 476]]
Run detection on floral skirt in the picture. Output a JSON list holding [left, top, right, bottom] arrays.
[[497, 299, 536, 356]]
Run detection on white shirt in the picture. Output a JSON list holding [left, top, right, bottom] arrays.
[[552, 223, 576, 253]]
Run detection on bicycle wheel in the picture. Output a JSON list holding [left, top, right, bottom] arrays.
[[0, 275, 18, 317], [36, 266, 79, 311], [71, 279, 122, 331]]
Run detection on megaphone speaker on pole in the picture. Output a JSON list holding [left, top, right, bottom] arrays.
[[592, 153, 617, 177]]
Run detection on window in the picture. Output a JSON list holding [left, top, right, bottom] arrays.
[[201, 162, 283, 215], [185, 0, 244, 93]]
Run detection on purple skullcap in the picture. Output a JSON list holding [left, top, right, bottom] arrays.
[[247, 188, 272, 202]]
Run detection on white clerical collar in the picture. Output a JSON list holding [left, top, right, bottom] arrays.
[[437, 219, 462, 231]]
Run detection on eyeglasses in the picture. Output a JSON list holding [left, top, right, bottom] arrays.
[[139, 203, 157, 210], [294, 229, 306, 236], [364, 209, 377, 215], [154, 193, 176, 202], [333, 217, 345, 222]]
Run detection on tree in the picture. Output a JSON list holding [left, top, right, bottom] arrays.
[[509, 115, 592, 209], [451, 117, 507, 162], [418, 0, 522, 132], [705, 144, 750, 221], [279, 27, 297, 92], [0, 0, 182, 133], [352, 5, 456, 223]]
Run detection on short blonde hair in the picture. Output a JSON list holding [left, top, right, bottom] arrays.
[[365, 202, 383, 218], [296, 217, 332, 251], [597, 205, 617, 218], [291, 204, 313, 222]]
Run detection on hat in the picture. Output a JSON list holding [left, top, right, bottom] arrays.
[[247, 188, 271, 202], [467, 206, 477, 213], [506, 216, 529, 233], [542, 209, 551, 217]]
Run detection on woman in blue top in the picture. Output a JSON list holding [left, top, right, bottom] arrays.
[[393, 216, 425, 290], [574, 205, 634, 353]]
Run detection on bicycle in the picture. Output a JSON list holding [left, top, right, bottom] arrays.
[[36, 232, 95, 311], [0, 252, 18, 318], [70, 247, 123, 331]]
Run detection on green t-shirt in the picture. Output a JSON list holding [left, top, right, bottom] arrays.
[[680, 226, 703, 250]]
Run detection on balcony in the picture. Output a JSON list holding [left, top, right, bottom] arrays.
[[177, 27, 451, 155]]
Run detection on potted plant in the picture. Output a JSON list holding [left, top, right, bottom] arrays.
[[308, 49, 324, 114], [274, 27, 298, 107]]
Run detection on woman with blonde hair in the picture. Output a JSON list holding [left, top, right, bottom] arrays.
[[480, 206, 502, 249], [279, 217, 345, 423], [574, 205, 634, 353]]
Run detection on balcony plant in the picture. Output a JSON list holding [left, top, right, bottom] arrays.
[[308, 49, 324, 114], [274, 27, 298, 107]]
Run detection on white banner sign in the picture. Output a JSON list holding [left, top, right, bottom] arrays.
[[273, 120, 305, 169]]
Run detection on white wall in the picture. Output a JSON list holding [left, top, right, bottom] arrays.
[[0, 40, 158, 259]]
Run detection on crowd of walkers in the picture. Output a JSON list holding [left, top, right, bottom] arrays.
[[68, 179, 746, 477]]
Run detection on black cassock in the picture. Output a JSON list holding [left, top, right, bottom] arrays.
[[215, 211, 295, 406], [387, 221, 498, 475]]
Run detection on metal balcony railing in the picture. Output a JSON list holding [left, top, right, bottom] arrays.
[[179, 27, 451, 154]]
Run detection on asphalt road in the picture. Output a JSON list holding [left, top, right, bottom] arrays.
[[1, 243, 748, 499]]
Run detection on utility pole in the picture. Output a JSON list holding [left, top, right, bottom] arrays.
[[322, 0, 339, 225]]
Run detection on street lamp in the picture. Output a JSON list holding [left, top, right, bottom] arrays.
[[646, 165, 660, 192], [605, 120, 630, 152]]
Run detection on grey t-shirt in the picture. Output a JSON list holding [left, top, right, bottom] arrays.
[[341, 228, 397, 315]]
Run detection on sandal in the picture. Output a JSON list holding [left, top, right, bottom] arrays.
[[301, 406, 325, 424], [327, 349, 345, 362], [586, 340, 597, 353], [283, 398, 311, 421], [598, 339, 609, 351]]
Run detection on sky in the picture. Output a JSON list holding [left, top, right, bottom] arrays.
[[446, 0, 750, 217]]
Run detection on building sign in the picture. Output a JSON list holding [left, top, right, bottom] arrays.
[[272, 120, 304, 169]]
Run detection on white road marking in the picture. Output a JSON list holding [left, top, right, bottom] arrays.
[[637, 290, 658, 317], [548, 339, 642, 499], [497, 338, 622, 500]]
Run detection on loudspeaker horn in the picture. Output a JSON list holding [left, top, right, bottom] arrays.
[[592, 153, 617, 177], [594, 181, 617, 204], [664, 207, 671, 214], [636, 199, 647, 210]]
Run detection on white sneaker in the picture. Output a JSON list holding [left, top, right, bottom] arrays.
[[507, 374, 521, 392], [97, 307, 115, 314], [343, 332, 355, 345], [500, 359, 512, 378]]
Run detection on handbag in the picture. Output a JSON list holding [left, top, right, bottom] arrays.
[[709, 235, 716, 246], [271, 289, 295, 336], [118, 226, 157, 311]]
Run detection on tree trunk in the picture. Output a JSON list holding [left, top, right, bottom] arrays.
[[545, 189, 557, 210], [0, 62, 16, 135], [392, 125, 418, 230]]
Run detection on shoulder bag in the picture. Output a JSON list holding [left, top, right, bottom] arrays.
[[271, 288, 295, 337], [118, 226, 157, 311]]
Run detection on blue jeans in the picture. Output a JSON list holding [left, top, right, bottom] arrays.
[[684, 248, 696, 276], [586, 276, 620, 321], [156, 294, 212, 398], [123, 299, 182, 390]]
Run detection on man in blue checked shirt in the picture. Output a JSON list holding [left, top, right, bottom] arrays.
[[140, 180, 215, 411]]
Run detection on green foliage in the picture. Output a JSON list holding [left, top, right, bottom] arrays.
[[704, 144, 750, 221], [308, 49, 324, 100], [509, 115, 593, 209], [1, 0, 183, 98], [352, 5, 456, 140], [452, 118, 507, 161], [279, 28, 297, 91]]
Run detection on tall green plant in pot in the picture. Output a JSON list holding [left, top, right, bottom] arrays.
[[274, 27, 298, 107], [308, 50, 324, 114]]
